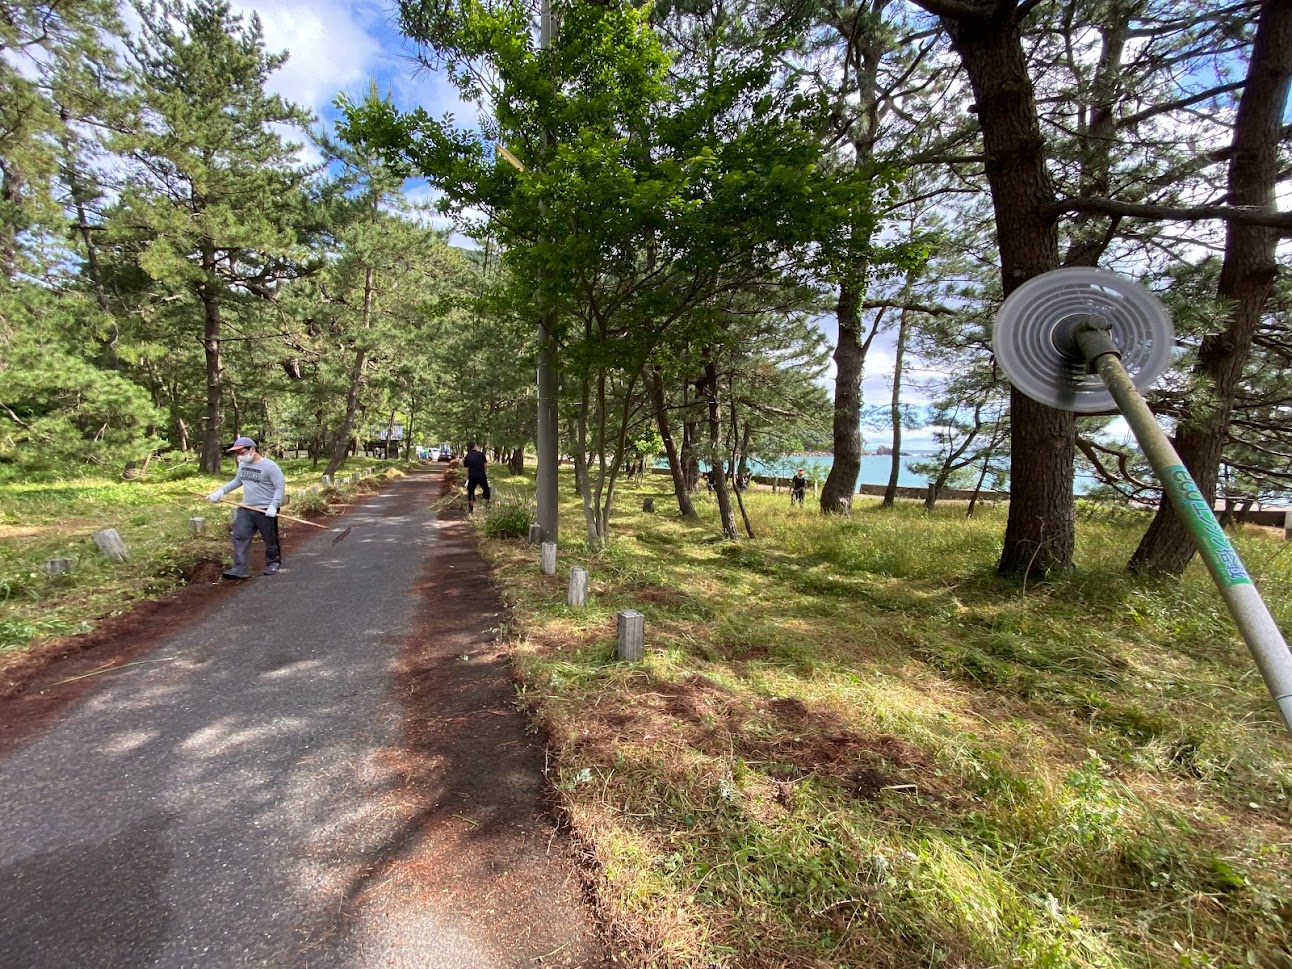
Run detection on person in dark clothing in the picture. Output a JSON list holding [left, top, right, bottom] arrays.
[[463, 441, 491, 514], [790, 468, 807, 505]]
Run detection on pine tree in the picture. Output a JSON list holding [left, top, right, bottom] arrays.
[[107, 0, 314, 471]]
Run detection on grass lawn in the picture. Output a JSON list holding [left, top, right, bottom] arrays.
[[476, 470, 1292, 969]]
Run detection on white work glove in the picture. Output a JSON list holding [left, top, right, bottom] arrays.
[[265, 505, 278, 518], [207, 491, 222, 503]]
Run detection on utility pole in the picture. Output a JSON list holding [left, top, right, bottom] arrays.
[[534, 0, 560, 544]]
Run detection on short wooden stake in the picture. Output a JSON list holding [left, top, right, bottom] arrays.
[[351, 473, 359, 483], [188, 517, 207, 535], [568, 567, 588, 607], [616, 609, 644, 662], [321, 475, 331, 486], [641, 497, 654, 513], [92, 528, 129, 562], [528, 523, 543, 545], [44, 557, 73, 576], [310, 486, 319, 495], [540, 541, 557, 575], [1285, 508, 1291, 541]]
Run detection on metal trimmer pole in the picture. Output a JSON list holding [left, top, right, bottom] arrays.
[[1074, 322, 1292, 735]]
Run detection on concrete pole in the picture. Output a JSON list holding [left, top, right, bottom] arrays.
[[616, 610, 644, 662], [534, 0, 559, 546], [92, 528, 129, 562], [567, 566, 588, 607]]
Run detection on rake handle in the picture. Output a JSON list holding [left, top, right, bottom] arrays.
[[199, 493, 328, 529]]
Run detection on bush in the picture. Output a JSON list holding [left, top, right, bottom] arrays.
[[481, 491, 533, 539]]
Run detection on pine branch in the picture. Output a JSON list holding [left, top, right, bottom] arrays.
[[1045, 198, 1292, 233]]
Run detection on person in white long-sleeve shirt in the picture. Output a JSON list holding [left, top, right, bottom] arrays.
[[207, 436, 286, 579]]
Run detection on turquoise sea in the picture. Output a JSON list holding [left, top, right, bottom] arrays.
[[669, 453, 937, 490], [671, 453, 1100, 494]]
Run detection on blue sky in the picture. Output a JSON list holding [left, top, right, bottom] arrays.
[[231, 0, 469, 133]]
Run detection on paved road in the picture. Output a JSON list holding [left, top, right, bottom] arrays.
[[0, 473, 606, 968]]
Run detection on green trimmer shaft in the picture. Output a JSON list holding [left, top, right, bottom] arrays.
[[994, 268, 1292, 735]]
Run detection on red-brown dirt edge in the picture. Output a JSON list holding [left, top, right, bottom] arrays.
[[324, 472, 615, 965]]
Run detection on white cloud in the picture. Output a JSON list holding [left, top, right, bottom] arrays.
[[231, 0, 381, 114]]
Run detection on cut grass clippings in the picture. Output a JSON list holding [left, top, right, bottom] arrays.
[[475, 471, 1292, 969]]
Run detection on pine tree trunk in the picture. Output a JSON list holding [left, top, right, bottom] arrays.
[[933, 4, 1073, 577], [1129, 0, 1291, 577], [60, 122, 109, 312], [508, 447, 524, 474], [325, 266, 375, 478], [882, 303, 910, 508], [681, 418, 700, 494], [701, 359, 739, 540], [729, 404, 755, 538], [199, 255, 225, 473], [645, 367, 697, 519], [967, 457, 992, 518], [0, 161, 19, 281], [821, 278, 864, 514], [381, 408, 394, 458]]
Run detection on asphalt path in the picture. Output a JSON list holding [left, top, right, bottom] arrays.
[[0, 472, 607, 968]]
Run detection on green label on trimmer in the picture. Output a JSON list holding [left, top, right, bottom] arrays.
[[1163, 465, 1252, 586]]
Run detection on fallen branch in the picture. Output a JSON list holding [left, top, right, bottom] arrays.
[[51, 656, 178, 687]]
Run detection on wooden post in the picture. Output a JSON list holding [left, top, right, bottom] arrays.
[[540, 541, 557, 575], [616, 609, 644, 662], [641, 497, 654, 513], [188, 517, 207, 535], [44, 558, 73, 576], [568, 567, 588, 607], [528, 523, 543, 545], [310, 486, 319, 495], [1285, 508, 1291, 541], [350, 473, 359, 483], [321, 475, 331, 486], [92, 528, 129, 562]]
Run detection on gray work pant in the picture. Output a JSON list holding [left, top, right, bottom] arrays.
[[231, 506, 280, 573]]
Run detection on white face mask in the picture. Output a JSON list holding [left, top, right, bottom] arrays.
[[236, 452, 253, 464]]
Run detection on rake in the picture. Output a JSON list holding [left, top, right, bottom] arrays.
[[199, 494, 353, 545]]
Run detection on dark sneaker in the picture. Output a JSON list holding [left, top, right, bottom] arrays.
[[263, 562, 282, 576], [222, 569, 251, 580]]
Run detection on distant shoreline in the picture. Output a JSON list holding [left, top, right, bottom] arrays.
[[797, 450, 936, 458]]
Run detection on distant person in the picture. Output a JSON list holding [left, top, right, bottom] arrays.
[[207, 436, 285, 579], [463, 441, 491, 514], [790, 468, 807, 505]]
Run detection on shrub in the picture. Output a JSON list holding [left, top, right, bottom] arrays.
[[482, 491, 533, 539]]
